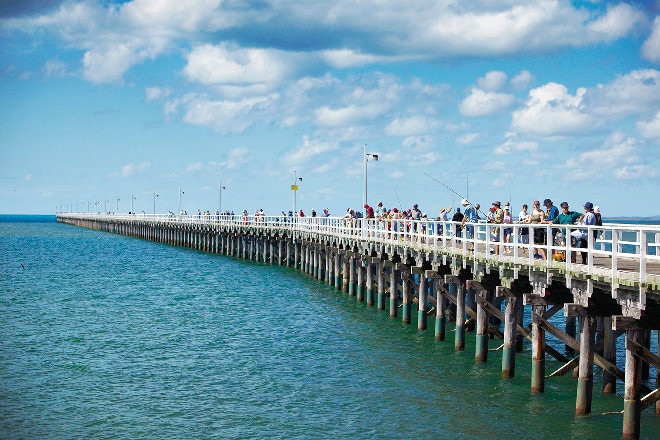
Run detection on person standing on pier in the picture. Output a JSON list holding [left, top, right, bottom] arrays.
[[488, 201, 504, 253], [518, 204, 529, 245], [542, 199, 560, 243], [452, 207, 464, 237], [376, 201, 386, 217], [573, 202, 597, 264], [461, 202, 480, 239], [527, 200, 546, 259]]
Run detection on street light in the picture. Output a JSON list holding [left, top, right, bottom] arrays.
[[131, 193, 136, 213], [218, 182, 226, 213], [178, 188, 185, 214], [153, 192, 159, 214], [363, 143, 379, 209], [291, 171, 302, 214], [116, 197, 120, 213]]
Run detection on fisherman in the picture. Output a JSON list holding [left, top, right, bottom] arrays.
[[461, 201, 480, 239]]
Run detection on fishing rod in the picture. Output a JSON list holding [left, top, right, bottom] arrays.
[[394, 191, 403, 211], [424, 173, 490, 219]]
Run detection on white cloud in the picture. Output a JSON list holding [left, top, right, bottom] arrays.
[[320, 49, 403, 69], [494, 138, 538, 155], [385, 116, 440, 136], [642, 16, 660, 64], [587, 69, 660, 117], [108, 161, 151, 178], [614, 165, 657, 179], [44, 59, 67, 77], [182, 93, 276, 134], [562, 133, 644, 180], [145, 86, 172, 101], [460, 87, 514, 117], [315, 102, 389, 126], [6, 0, 645, 85], [477, 71, 507, 92], [510, 70, 534, 90], [457, 133, 479, 145], [186, 162, 203, 172], [512, 82, 593, 135], [281, 137, 338, 167], [220, 148, 248, 169], [586, 3, 645, 42], [182, 44, 301, 95], [637, 111, 660, 141]]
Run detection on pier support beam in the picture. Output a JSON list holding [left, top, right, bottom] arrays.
[[435, 278, 447, 341], [602, 316, 617, 394], [356, 259, 364, 302], [614, 317, 643, 439], [399, 264, 411, 325], [572, 305, 596, 415], [498, 286, 519, 378], [470, 281, 489, 362], [389, 267, 399, 318], [531, 303, 546, 394], [334, 251, 342, 290], [418, 271, 428, 330], [447, 276, 465, 351], [376, 260, 385, 310], [366, 258, 374, 306], [348, 255, 356, 296]]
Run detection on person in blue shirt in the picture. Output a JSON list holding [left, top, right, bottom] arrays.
[[575, 202, 597, 264], [461, 202, 480, 239], [542, 198, 560, 243]]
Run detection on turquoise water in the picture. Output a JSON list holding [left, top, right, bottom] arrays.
[[1, 215, 659, 439]]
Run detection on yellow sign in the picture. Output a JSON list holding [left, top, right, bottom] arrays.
[[291, 185, 299, 191]]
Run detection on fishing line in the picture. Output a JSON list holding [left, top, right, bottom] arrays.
[[424, 173, 491, 219]]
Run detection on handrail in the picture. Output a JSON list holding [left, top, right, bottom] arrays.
[[56, 213, 660, 286]]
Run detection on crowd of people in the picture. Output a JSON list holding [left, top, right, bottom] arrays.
[[180, 197, 603, 264]]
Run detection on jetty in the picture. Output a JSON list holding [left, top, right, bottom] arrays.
[[56, 212, 660, 439]]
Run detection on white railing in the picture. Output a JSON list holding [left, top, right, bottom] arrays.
[[57, 213, 660, 286]]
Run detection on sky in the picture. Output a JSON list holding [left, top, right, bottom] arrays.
[[1, 0, 660, 218]]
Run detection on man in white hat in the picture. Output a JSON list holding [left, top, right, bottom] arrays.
[[461, 202, 480, 239]]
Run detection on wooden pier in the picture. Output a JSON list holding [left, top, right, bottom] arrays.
[[57, 213, 660, 439]]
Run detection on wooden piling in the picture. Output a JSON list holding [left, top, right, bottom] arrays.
[[356, 260, 364, 302], [602, 316, 617, 393], [622, 325, 642, 439], [389, 267, 398, 318], [531, 303, 546, 394], [376, 259, 385, 310], [576, 312, 595, 415], [366, 259, 374, 306], [473, 282, 488, 362], [499, 286, 518, 378], [435, 279, 447, 341], [401, 265, 411, 325], [418, 273, 427, 331]]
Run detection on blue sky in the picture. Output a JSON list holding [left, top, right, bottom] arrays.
[[1, 0, 659, 217]]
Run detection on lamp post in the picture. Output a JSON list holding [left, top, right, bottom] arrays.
[[178, 188, 184, 214], [363, 143, 379, 209], [153, 192, 159, 214], [104, 200, 109, 213], [131, 193, 136, 213], [218, 182, 226, 213], [116, 197, 120, 213], [291, 171, 302, 214]]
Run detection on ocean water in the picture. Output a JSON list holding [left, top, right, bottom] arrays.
[[1, 215, 659, 439]]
